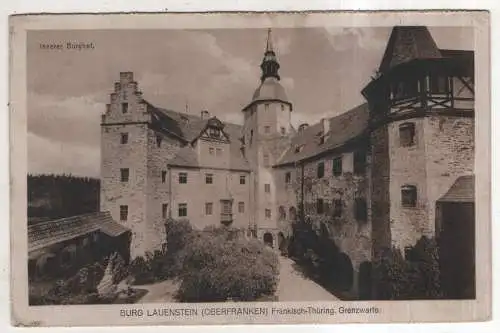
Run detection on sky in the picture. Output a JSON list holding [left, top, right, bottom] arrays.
[[27, 27, 474, 177]]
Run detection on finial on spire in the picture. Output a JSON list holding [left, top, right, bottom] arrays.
[[266, 28, 274, 53]]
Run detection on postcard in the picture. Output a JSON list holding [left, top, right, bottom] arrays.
[[9, 11, 491, 326]]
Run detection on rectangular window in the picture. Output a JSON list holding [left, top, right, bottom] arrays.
[[120, 133, 128, 144], [216, 148, 222, 156], [205, 202, 213, 215], [264, 184, 271, 193], [263, 154, 270, 166], [264, 126, 271, 133], [399, 123, 416, 147], [238, 201, 245, 213], [316, 198, 324, 214], [179, 172, 187, 184], [355, 198, 367, 221], [353, 150, 366, 175], [285, 172, 291, 184], [240, 175, 246, 185], [178, 203, 188, 217], [317, 162, 325, 178], [162, 203, 168, 219], [265, 209, 271, 219], [120, 168, 129, 182], [161, 170, 167, 183], [205, 173, 213, 184], [119, 205, 128, 221], [333, 156, 343, 176], [209, 147, 215, 155], [401, 185, 417, 207], [333, 199, 342, 217], [121, 102, 128, 114], [156, 135, 162, 148], [280, 127, 286, 135]]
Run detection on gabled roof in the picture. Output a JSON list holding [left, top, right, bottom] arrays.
[[438, 175, 475, 203], [276, 103, 369, 166], [379, 26, 442, 73], [28, 211, 130, 253]]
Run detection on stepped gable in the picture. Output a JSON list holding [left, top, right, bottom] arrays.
[[276, 103, 369, 166], [379, 26, 443, 73]]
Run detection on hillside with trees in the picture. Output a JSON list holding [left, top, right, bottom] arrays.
[[27, 174, 100, 223]]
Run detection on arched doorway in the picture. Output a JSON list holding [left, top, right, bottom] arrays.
[[263, 232, 274, 248]]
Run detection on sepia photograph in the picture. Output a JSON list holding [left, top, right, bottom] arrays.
[[10, 11, 491, 326]]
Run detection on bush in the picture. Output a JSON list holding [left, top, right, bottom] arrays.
[[175, 227, 279, 302], [373, 236, 442, 300]]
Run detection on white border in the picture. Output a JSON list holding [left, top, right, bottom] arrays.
[[1, 1, 499, 333]]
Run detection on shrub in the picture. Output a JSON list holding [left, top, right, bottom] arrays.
[[372, 236, 442, 300], [176, 227, 279, 302]]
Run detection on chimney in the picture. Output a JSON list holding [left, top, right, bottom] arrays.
[[321, 118, 330, 135], [298, 123, 309, 133], [201, 110, 210, 120]]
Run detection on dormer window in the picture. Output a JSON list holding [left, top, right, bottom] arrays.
[[295, 145, 304, 153], [318, 131, 325, 145], [208, 127, 221, 138]]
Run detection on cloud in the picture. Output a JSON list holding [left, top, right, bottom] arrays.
[[28, 132, 100, 177], [220, 111, 244, 125], [323, 27, 387, 52]]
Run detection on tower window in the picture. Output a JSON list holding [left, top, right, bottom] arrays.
[[205, 173, 213, 184], [250, 130, 254, 144], [238, 202, 245, 213], [162, 203, 168, 219], [121, 102, 128, 114], [401, 185, 417, 207], [430, 75, 449, 94], [156, 135, 162, 148], [264, 103, 269, 111], [353, 150, 366, 175], [265, 209, 271, 219], [178, 203, 188, 217], [216, 148, 222, 156], [317, 162, 325, 178], [264, 126, 271, 134], [120, 133, 128, 144], [316, 198, 324, 214], [264, 184, 271, 193], [263, 153, 270, 166], [281, 104, 285, 111], [240, 175, 246, 185], [333, 199, 342, 217], [399, 122, 416, 147], [393, 80, 418, 99], [285, 171, 291, 184], [333, 156, 343, 176], [209, 147, 215, 155], [161, 170, 167, 183], [355, 198, 367, 221], [205, 202, 213, 215], [179, 172, 188, 184], [280, 127, 286, 135], [120, 168, 129, 182], [119, 205, 128, 221]]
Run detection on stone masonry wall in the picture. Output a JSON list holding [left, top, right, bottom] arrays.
[[423, 116, 474, 234]]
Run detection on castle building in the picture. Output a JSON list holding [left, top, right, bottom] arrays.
[[100, 26, 474, 297]]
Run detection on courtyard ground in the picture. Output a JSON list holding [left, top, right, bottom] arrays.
[[276, 255, 339, 301], [134, 253, 338, 303]]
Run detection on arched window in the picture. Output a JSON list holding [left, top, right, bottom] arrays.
[[401, 185, 417, 207], [289, 207, 297, 221], [278, 206, 286, 220]]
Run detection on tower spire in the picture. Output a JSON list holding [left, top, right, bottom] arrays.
[[260, 28, 280, 82]]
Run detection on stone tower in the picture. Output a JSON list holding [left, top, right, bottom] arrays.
[[362, 26, 475, 258], [101, 72, 172, 259], [241, 29, 293, 245]]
